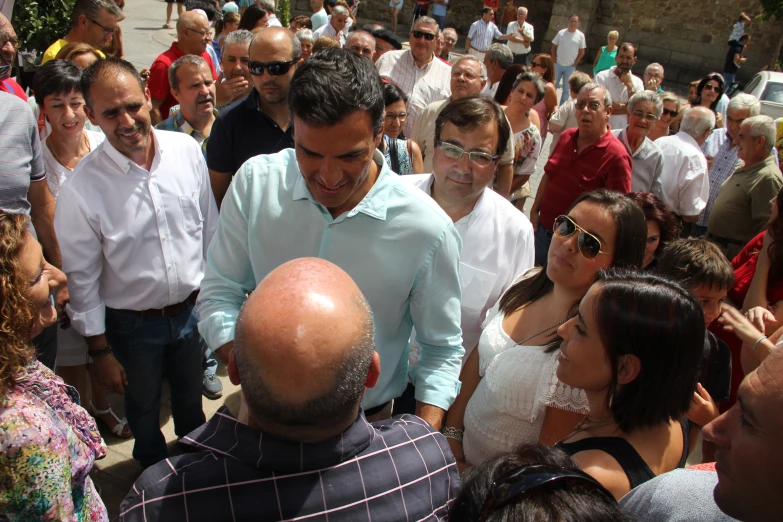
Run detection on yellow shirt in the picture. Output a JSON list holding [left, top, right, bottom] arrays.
[[41, 39, 106, 64]]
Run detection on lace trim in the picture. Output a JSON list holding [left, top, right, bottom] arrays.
[[539, 353, 590, 414]]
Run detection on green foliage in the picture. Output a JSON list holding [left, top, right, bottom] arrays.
[[757, 0, 783, 21], [278, 0, 291, 27], [12, 0, 75, 59]]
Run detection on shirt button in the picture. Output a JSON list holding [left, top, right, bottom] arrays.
[[162, 235, 167, 241], [168, 264, 172, 270], [328, 224, 334, 228]]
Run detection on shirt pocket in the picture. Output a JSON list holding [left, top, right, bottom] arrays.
[[459, 262, 496, 314], [179, 192, 204, 235]]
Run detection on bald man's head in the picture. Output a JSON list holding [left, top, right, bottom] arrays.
[[231, 258, 376, 441]]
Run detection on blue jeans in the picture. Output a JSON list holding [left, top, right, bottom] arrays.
[[554, 63, 575, 105], [534, 223, 554, 267], [432, 13, 446, 29], [723, 72, 736, 91], [105, 306, 206, 467]]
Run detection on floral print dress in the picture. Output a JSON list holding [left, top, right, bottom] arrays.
[[510, 124, 542, 201], [0, 361, 107, 521]]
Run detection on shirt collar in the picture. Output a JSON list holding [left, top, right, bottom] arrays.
[[102, 128, 161, 174], [570, 127, 614, 152], [675, 130, 701, 149], [181, 406, 376, 473], [404, 49, 434, 71], [169, 41, 185, 58], [175, 109, 219, 138], [618, 128, 647, 157], [737, 154, 776, 174]]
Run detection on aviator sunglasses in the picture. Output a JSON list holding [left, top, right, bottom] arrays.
[[248, 59, 297, 76], [553, 215, 611, 259]]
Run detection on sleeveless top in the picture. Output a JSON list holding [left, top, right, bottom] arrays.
[[594, 46, 618, 75], [532, 83, 553, 141], [462, 304, 589, 465], [512, 124, 542, 177], [558, 418, 691, 490], [383, 134, 414, 175]]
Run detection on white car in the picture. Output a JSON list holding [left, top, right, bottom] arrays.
[[736, 71, 783, 119]]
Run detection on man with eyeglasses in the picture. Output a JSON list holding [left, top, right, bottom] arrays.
[[148, 12, 218, 124], [643, 63, 665, 93], [197, 48, 464, 431], [312, 5, 349, 46], [440, 27, 458, 62], [595, 42, 644, 131], [376, 16, 452, 137], [41, 0, 123, 64], [207, 27, 298, 208], [693, 94, 762, 237], [611, 90, 665, 195], [529, 83, 632, 266], [0, 12, 24, 100]]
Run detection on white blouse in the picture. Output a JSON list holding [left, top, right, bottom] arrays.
[[42, 130, 105, 199], [462, 306, 589, 466]]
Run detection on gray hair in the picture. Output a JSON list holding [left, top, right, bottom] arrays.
[[728, 92, 761, 117], [743, 115, 776, 153], [628, 90, 663, 118], [645, 62, 663, 75], [413, 16, 440, 36], [443, 27, 458, 39], [332, 5, 349, 16], [680, 106, 716, 138], [223, 29, 254, 50], [71, 0, 122, 27], [168, 54, 209, 90], [517, 6, 528, 15], [487, 43, 513, 70], [295, 28, 314, 43], [659, 91, 680, 111], [453, 55, 487, 80], [258, 0, 275, 13], [579, 83, 613, 108]]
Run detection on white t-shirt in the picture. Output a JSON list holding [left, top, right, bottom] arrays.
[[595, 67, 644, 131], [552, 28, 586, 66], [505, 21, 534, 55]]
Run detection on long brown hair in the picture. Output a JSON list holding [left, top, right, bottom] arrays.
[[532, 53, 555, 83]]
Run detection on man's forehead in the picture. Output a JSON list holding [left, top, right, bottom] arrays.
[[224, 42, 250, 57], [413, 23, 437, 34], [579, 89, 603, 101], [455, 61, 479, 74]]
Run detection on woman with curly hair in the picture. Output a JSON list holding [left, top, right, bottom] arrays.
[[0, 213, 108, 520], [627, 192, 681, 270]]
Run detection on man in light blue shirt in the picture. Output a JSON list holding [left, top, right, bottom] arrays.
[[310, 0, 328, 31], [197, 48, 464, 429], [432, 0, 448, 29]]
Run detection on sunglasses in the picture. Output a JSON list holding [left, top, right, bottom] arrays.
[[662, 108, 678, 118], [702, 83, 721, 92], [411, 30, 437, 41], [248, 60, 297, 76], [480, 464, 615, 521], [531, 61, 542, 67], [553, 215, 611, 259], [88, 18, 118, 35]]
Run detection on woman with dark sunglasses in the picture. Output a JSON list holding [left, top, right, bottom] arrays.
[[443, 190, 646, 473], [648, 91, 680, 141], [529, 53, 558, 141], [555, 269, 704, 499], [694, 73, 726, 128]]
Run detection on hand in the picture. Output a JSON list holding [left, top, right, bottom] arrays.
[[55, 283, 71, 329], [645, 77, 659, 91], [686, 383, 720, 427], [215, 73, 249, 106], [705, 156, 715, 171], [215, 341, 234, 363], [717, 303, 765, 343], [746, 305, 780, 334], [93, 353, 128, 395]]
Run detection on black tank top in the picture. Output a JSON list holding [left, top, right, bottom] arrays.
[[557, 418, 690, 490]]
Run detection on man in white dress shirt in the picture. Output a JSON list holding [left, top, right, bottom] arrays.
[[505, 7, 534, 64], [481, 43, 513, 99], [656, 106, 715, 231], [54, 58, 218, 467], [595, 43, 644, 131], [312, 5, 348, 46]]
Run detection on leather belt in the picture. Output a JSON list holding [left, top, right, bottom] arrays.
[[112, 290, 199, 317], [470, 46, 487, 53]]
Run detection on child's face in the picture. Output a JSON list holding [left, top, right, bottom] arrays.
[[691, 284, 728, 326]]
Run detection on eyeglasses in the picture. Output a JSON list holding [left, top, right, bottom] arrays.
[[88, 18, 118, 35], [575, 100, 603, 111], [451, 71, 479, 80], [630, 109, 657, 122], [0, 36, 20, 49], [480, 464, 615, 521], [248, 60, 297, 76], [185, 27, 210, 38], [703, 83, 721, 92], [553, 215, 611, 259], [662, 108, 678, 118], [411, 30, 436, 41], [436, 141, 499, 167], [384, 112, 407, 121], [530, 61, 542, 67]]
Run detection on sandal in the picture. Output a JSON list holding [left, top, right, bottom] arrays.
[[162, 23, 172, 28], [90, 401, 132, 439]]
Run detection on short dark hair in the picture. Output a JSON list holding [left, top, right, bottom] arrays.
[[33, 60, 83, 106], [168, 54, 208, 91], [594, 269, 704, 433], [289, 48, 385, 136], [238, 5, 267, 31], [512, 71, 546, 105], [482, 6, 494, 14], [71, 0, 122, 27], [81, 56, 144, 109], [450, 444, 629, 522], [383, 82, 407, 106], [291, 14, 312, 29], [695, 73, 725, 111], [627, 191, 681, 258], [619, 42, 637, 57], [493, 64, 526, 105], [658, 238, 734, 291], [434, 95, 511, 159], [739, 34, 750, 42]]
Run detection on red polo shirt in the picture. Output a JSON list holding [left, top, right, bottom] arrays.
[[539, 127, 633, 231], [148, 42, 217, 119], [0, 78, 27, 101]]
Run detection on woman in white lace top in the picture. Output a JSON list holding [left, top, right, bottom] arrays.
[[443, 190, 647, 471]]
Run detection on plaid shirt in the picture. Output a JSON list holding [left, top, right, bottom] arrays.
[[155, 109, 219, 159], [698, 128, 741, 227], [120, 407, 459, 521]]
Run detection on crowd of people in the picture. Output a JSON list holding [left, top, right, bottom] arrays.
[[0, 0, 782, 521]]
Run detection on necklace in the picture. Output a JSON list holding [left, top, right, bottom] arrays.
[[48, 132, 90, 171], [516, 317, 569, 346]]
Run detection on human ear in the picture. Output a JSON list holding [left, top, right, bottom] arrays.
[[617, 354, 641, 385]]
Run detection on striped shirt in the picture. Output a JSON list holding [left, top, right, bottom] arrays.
[[0, 91, 45, 217], [698, 128, 741, 227], [467, 19, 502, 53], [120, 406, 459, 521], [376, 50, 452, 137]]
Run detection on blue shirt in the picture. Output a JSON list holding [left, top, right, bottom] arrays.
[[432, 0, 448, 17], [311, 8, 328, 31], [197, 148, 464, 410]]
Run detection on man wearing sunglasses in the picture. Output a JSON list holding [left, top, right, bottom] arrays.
[[41, 0, 123, 64], [198, 48, 464, 432], [0, 13, 24, 100], [207, 27, 298, 208], [594, 42, 644, 132], [148, 12, 218, 125], [376, 17, 452, 137]]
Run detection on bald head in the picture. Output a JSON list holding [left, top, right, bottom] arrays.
[[232, 258, 375, 440], [177, 11, 206, 32], [250, 25, 302, 61]]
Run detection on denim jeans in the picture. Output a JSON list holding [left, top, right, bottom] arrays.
[[432, 13, 446, 29], [554, 63, 576, 105], [105, 305, 206, 467], [534, 223, 554, 267], [723, 72, 736, 91]]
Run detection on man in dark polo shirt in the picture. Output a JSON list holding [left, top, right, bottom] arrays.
[[207, 27, 298, 208], [529, 83, 633, 265]]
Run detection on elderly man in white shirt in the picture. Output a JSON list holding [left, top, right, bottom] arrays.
[[656, 106, 715, 229], [54, 58, 218, 468], [376, 16, 451, 136], [312, 5, 348, 46], [595, 42, 644, 131], [505, 6, 534, 64], [399, 95, 534, 413]]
